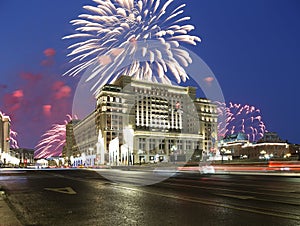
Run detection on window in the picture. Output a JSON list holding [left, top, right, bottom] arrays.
[[158, 139, 165, 154], [149, 139, 156, 152], [138, 138, 146, 151]]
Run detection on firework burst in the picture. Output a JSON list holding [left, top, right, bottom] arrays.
[[63, 0, 200, 90], [10, 130, 19, 149], [35, 115, 77, 159], [216, 102, 267, 142]]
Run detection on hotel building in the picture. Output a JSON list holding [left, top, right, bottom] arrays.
[[66, 76, 218, 166]]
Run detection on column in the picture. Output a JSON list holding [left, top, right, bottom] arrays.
[[136, 97, 139, 126], [165, 139, 169, 161], [141, 97, 144, 126], [146, 138, 150, 162]]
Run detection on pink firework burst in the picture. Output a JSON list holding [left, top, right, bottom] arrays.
[[35, 115, 77, 159], [216, 102, 267, 142]]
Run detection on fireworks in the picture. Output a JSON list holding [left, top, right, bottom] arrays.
[[216, 102, 267, 142], [35, 115, 77, 159], [63, 0, 200, 90], [10, 130, 19, 149]]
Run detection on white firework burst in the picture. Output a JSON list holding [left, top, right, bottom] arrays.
[[0, 111, 19, 149], [63, 0, 201, 90], [10, 130, 19, 149]]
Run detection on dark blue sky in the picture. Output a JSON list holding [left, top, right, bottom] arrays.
[[0, 0, 299, 147]]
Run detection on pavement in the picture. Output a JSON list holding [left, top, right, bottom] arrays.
[[2, 169, 299, 226], [0, 166, 299, 226], [0, 188, 22, 226]]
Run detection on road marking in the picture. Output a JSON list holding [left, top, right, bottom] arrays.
[[162, 181, 300, 205], [44, 187, 77, 195], [170, 177, 299, 193], [114, 185, 300, 221], [215, 193, 254, 200], [45, 171, 300, 220], [164, 180, 300, 199]]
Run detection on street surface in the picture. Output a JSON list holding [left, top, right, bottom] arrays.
[[0, 168, 300, 226]]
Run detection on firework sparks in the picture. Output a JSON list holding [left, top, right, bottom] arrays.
[[63, 0, 201, 90], [10, 130, 19, 149], [35, 115, 77, 159], [216, 102, 267, 142]]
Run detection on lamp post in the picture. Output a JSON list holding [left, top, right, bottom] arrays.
[[221, 148, 226, 164], [171, 145, 177, 164]]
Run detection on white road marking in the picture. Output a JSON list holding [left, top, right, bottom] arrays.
[[215, 193, 254, 200], [44, 187, 77, 195]]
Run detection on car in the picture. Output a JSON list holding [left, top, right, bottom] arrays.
[[199, 165, 215, 174]]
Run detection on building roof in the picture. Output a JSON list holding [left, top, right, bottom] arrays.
[[257, 132, 285, 143], [223, 132, 248, 142]]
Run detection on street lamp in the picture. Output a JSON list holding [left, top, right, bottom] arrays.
[[221, 148, 226, 164]]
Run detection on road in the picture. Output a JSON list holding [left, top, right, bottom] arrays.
[[0, 168, 300, 226]]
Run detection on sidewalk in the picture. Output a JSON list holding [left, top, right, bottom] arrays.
[[0, 190, 22, 226]]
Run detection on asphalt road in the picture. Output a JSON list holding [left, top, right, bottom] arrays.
[[0, 168, 300, 226]]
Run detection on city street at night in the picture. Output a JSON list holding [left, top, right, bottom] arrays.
[[1, 1, 300, 226], [0, 168, 299, 226]]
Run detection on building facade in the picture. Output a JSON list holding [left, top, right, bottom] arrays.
[[66, 76, 218, 166], [0, 112, 11, 165], [218, 133, 249, 160], [195, 98, 218, 155], [72, 112, 98, 166], [219, 132, 293, 160], [10, 148, 35, 167], [62, 119, 80, 163]]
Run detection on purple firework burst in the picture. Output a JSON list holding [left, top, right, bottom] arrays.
[[216, 102, 267, 142]]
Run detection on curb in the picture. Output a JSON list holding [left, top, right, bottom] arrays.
[[0, 189, 22, 226]]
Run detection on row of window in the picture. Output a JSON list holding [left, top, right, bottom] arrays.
[[138, 138, 201, 152], [134, 88, 184, 99], [201, 117, 218, 123], [99, 96, 122, 103]]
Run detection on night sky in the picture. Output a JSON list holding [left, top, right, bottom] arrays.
[[0, 0, 299, 149]]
